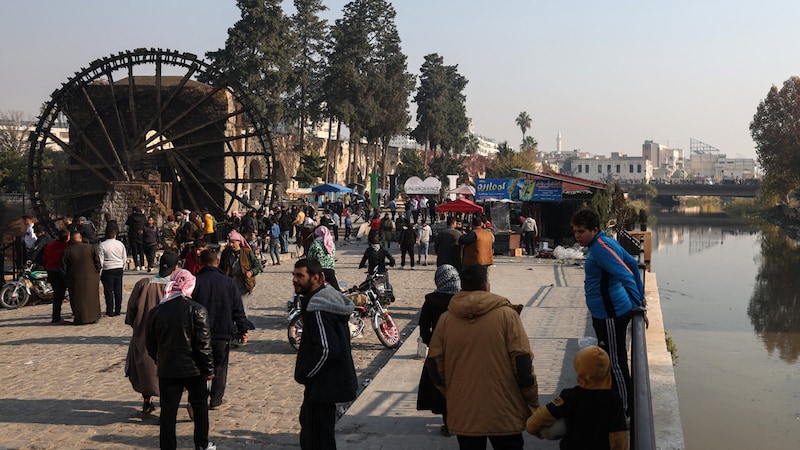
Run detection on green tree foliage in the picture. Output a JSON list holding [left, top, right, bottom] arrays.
[[627, 183, 658, 201], [465, 133, 480, 154], [515, 111, 531, 141], [203, 0, 293, 126], [486, 142, 537, 178], [395, 148, 426, 186], [429, 154, 468, 185], [285, 0, 329, 153], [293, 148, 326, 187], [0, 148, 26, 192], [521, 135, 538, 152], [325, 0, 412, 182], [411, 53, 469, 154], [590, 187, 612, 228], [611, 182, 626, 226], [750, 76, 800, 201]]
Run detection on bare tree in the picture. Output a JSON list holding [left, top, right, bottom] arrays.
[[0, 110, 31, 155]]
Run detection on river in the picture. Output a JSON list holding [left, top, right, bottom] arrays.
[[651, 212, 800, 449]]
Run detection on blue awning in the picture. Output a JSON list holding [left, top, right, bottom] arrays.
[[311, 183, 354, 193]]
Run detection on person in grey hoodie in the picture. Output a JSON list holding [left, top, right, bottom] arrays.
[[292, 258, 357, 450]]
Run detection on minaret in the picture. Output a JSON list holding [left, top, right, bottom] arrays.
[[557, 132, 562, 153]]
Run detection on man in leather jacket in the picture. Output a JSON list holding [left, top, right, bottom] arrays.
[[146, 269, 216, 450]]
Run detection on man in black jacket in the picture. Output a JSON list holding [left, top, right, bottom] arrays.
[[192, 249, 254, 410], [434, 215, 464, 272], [293, 258, 357, 450], [146, 269, 215, 450]]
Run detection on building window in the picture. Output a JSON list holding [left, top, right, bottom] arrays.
[[629, 164, 634, 173], [598, 164, 602, 173], [637, 164, 642, 173], [585, 164, 589, 173], [607, 164, 612, 173], [616, 164, 620, 173], [578, 165, 582, 173]]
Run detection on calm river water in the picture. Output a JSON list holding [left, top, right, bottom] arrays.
[[651, 213, 800, 449]]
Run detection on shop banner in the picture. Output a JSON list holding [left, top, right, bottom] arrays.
[[475, 178, 562, 202]]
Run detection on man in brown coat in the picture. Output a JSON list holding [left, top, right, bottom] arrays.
[[459, 216, 494, 267], [426, 264, 538, 448], [60, 231, 102, 325]]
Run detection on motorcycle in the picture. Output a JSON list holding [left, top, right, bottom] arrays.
[[286, 269, 399, 350], [0, 263, 58, 309], [346, 269, 399, 348]]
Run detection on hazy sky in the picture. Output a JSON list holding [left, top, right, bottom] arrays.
[[3, 0, 798, 160]]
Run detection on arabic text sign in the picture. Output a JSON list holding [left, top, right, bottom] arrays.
[[475, 178, 562, 202]]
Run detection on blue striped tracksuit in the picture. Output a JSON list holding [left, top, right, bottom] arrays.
[[583, 230, 644, 416]]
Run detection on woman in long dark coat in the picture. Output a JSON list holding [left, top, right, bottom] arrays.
[[417, 264, 461, 436], [60, 231, 102, 325]]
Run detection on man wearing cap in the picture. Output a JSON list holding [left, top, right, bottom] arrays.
[[76, 216, 98, 245], [146, 269, 216, 450], [125, 250, 181, 414]]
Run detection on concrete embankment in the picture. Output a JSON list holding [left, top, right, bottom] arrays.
[[337, 258, 685, 449]]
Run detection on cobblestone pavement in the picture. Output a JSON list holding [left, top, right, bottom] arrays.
[[0, 238, 440, 449]]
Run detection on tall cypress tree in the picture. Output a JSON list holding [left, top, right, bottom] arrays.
[[286, 0, 329, 153], [203, 0, 293, 127], [325, 0, 412, 183], [412, 54, 469, 159]]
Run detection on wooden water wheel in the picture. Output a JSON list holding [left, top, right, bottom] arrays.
[[27, 48, 275, 218]]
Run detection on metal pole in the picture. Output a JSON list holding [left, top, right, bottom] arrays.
[[630, 307, 656, 450]]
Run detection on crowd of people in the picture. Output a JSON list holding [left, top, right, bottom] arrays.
[[12, 201, 643, 450]]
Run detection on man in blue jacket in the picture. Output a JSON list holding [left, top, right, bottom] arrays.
[[192, 249, 254, 410], [292, 258, 357, 450], [571, 208, 645, 418]]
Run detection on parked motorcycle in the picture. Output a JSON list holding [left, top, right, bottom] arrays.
[[0, 263, 57, 309], [347, 269, 399, 348], [286, 269, 399, 350]]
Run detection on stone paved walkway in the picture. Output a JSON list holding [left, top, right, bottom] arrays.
[[0, 240, 682, 449]]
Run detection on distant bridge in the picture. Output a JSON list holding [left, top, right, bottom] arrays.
[[649, 183, 759, 198]]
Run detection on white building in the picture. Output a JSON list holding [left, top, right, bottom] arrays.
[[642, 140, 684, 180], [686, 138, 756, 181], [567, 151, 653, 184]]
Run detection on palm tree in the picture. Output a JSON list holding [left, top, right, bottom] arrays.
[[515, 111, 532, 141]]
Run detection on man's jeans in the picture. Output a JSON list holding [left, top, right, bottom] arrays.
[[280, 230, 290, 253]]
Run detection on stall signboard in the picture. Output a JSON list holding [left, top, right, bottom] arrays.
[[404, 176, 442, 195], [475, 178, 562, 202]]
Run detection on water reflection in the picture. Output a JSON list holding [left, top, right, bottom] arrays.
[[748, 224, 800, 363]]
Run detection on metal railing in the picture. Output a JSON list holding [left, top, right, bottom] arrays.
[[617, 228, 656, 450]]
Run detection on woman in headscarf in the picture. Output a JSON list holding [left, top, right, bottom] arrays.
[[416, 264, 461, 436], [307, 225, 341, 291]]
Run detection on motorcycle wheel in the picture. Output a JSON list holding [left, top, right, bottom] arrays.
[[372, 311, 400, 348], [287, 315, 303, 351], [0, 284, 30, 309], [349, 312, 366, 338]]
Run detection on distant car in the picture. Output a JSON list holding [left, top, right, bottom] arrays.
[[703, 178, 714, 185]]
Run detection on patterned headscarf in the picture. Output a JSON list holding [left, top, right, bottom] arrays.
[[228, 229, 250, 249], [315, 226, 334, 254], [161, 269, 196, 303], [434, 264, 461, 295]]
